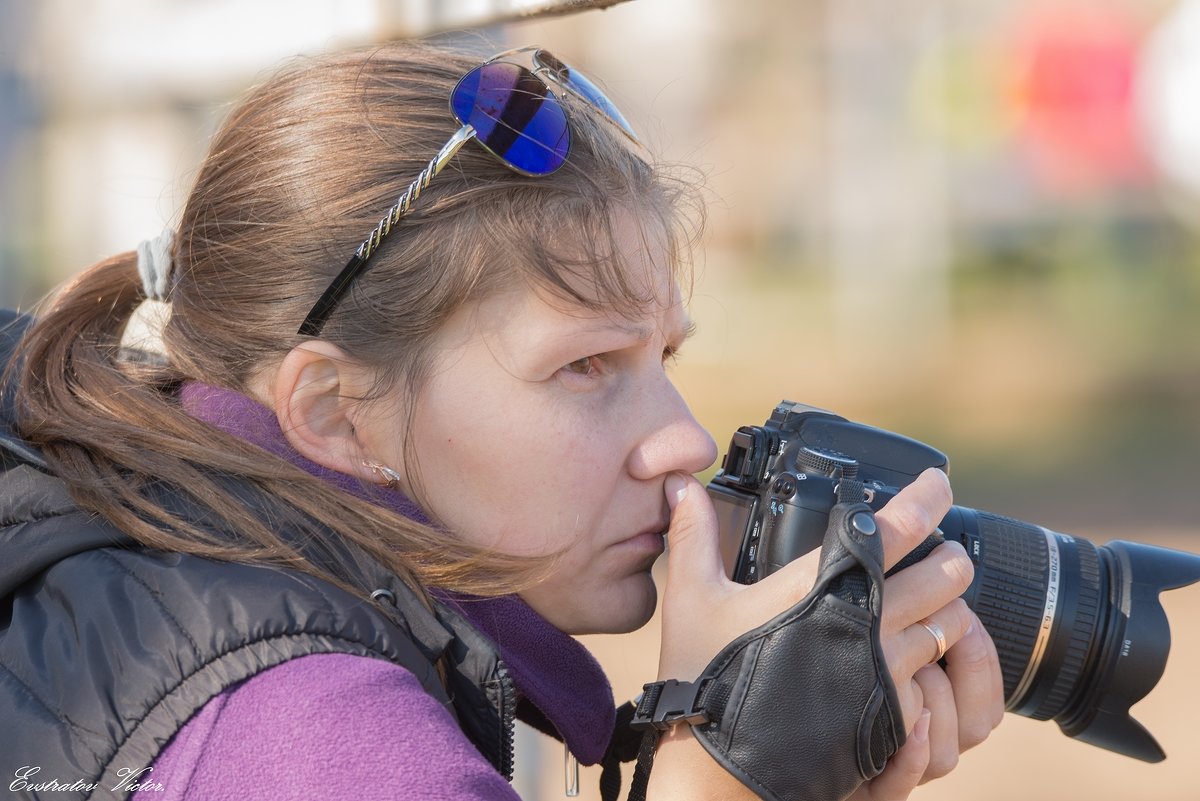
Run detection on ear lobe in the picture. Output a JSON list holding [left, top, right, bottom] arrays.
[[271, 341, 376, 482]]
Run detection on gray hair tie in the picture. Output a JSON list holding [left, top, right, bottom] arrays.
[[136, 227, 176, 301], [121, 227, 176, 364]]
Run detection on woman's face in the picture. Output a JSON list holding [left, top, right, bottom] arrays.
[[361, 227, 717, 634]]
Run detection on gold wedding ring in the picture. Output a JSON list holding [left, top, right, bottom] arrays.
[[918, 618, 948, 663]]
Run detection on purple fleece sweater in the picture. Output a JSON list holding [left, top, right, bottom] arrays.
[[132, 383, 617, 800]]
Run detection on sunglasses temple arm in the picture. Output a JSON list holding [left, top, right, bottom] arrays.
[[297, 125, 477, 337], [358, 124, 477, 262]]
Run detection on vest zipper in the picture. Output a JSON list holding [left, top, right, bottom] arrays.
[[496, 659, 518, 781]]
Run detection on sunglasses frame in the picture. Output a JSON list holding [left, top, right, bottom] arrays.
[[297, 47, 637, 338]]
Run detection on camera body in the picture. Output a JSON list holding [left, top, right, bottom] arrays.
[[708, 400, 951, 585], [706, 400, 1200, 762]]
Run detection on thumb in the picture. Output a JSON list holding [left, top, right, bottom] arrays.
[[663, 472, 727, 585], [858, 709, 930, 800]]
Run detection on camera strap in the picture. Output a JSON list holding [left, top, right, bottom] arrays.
[[623, 497, 905, 801], [622, 680, 708, 801]]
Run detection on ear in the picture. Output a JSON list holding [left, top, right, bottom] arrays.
[[270, 341, 378, 483]]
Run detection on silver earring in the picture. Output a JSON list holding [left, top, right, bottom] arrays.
[[364, 461, 403, 489]]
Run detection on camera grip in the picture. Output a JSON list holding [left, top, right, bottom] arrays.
[[685, 501, 906, 801]]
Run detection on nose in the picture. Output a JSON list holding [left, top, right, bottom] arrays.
[[627, 378, 718, 481]]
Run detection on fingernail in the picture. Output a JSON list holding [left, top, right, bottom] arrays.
[[913, 709, 931, 744], [665, 473, 689, 510]]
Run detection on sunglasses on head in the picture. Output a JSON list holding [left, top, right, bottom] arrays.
[[297, 47, 639, 337]]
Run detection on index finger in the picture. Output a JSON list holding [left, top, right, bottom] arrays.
[[876, 468, 953, 572]]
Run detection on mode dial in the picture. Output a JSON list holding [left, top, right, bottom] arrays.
[[796, 446, 859, 479]]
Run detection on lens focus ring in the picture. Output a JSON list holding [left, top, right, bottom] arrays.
[[967, 514, 1050, 699], [1028, 538, 1101, 720], [967, 513, 1103, 720]]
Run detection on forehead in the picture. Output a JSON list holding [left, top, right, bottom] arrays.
[[446, 249, 686, 359], [538, 205, 680, 311], [435, 206, 688, 351], [519, 209, 683, 324], [473, 271, 688, 348]]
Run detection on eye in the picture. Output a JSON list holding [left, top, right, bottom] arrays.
[[562, 355, 599, 377], [663, 321, 695, 366]]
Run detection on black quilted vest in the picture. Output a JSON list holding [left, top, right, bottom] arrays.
[[0, 311, 517, 800]]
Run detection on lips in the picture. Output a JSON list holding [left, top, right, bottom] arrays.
[[616, 520, 670, 553]]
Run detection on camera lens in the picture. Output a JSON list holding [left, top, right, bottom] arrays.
[[941, 506, 1200, 762], [952, 512, 1102, 719]]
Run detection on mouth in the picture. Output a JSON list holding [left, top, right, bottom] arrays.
[[615, 522, 670, 555]]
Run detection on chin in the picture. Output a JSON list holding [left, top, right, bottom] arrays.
[[532, 573, 659, 635], [583, 597, 657, 635]]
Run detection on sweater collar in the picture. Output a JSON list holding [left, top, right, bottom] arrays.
[[179, 382, 617, 764]]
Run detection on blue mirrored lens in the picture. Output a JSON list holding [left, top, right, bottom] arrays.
[[534, 49, 638, 142], [451, 62, 569, 175]]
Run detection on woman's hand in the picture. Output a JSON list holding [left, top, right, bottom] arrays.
[[651, 468, 1005, 800], [845, 611, 1005, 800], [850, 470, 1006, 797]]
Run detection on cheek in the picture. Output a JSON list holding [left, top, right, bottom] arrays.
[[544, 422, 626, 496], [538, 432, 629, 549], [463, 432, 624, 554], [407, 369, 630, 550]]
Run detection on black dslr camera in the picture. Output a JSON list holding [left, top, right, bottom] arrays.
[[707, 400, 1200, 762]]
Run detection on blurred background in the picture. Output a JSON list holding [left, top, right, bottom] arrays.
[[2, 0, 1199, 798]]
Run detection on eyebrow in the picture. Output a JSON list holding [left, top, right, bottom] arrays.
[[578, 316, 696, 345]]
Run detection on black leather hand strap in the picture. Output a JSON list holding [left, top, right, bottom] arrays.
[[630, 500, 905, 801]]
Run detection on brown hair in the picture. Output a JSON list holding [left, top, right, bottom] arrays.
[[10, 40, 702, 600]]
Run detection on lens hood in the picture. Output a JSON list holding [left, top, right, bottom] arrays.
[[1057, 540, 1200, 761]]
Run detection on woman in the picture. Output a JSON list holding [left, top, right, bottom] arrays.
[[0, 41, 1003, 800]]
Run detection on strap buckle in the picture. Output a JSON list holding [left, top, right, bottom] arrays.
[[630, 679, 711, 732]]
